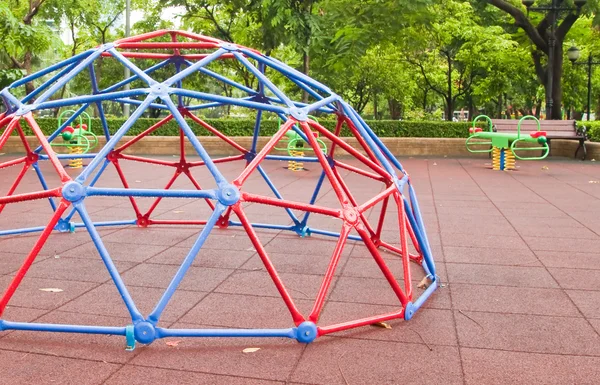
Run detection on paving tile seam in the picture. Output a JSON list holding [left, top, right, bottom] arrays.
[[452, 308, 587, 320], [446, 261, 600, 270], [503, 164, 600, 238], [458, 345, 600, 359], [315, 332, 459, 349], [456, 159, 600, 341], [0, 345, 135, 365], [426, 159, 467, 385]]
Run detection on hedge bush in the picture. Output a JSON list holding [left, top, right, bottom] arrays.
[[17, 117, 475, 139], [579, 121, 600, 142]]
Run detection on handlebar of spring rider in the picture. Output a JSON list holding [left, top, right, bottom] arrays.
[[511, 115, 549, 160], [465, 114, 494, 153], [55, 109, 98, 153]]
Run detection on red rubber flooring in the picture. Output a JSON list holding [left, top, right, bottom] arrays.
[[0, 155, 599, 384]]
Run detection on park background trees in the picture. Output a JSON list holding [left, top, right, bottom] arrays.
[[0, 0, 599, 120]]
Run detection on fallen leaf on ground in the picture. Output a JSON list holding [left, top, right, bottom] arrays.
[[242, 347, 261, 353], [541, 166, 549, 170], [371, 322, 392, 329], [432, 162, 438, 166], [591, 159, 596, 162], [165, 340, 182, 347], [39, 288, 63, 293], [589, 180, 600, 184], [54, 255, 60, 259], [135, 180, 142, 183], [417, 276, 431, 289], [173, 210, 184, 214]]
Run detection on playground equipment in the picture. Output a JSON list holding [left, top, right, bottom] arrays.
[[51, 110, 98, 168], [466, 115, 549, 170], [275, 116, 327, 171], [0, 30, 437, 349]]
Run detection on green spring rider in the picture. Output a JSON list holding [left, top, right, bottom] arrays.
[[275, 116, 327, 171], [466, 115, 549, 171], [52, 110, 98, 168]]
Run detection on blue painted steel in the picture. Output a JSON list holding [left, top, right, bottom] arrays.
[[74, 201, 144, 322], [411, 279, 438, 312], [148, 204, 225, 323], [233, 52, 293, 107], [402, 197, 434, 277], [257, 165, 300, 225], [108, 48, 157, 86], [36, 89, 147, 111], [40, 153, 97, 160], [251, 110, 263, 153], [34, 104, 91, 153], [0, 320, 126, 335], [165, 49, 226, 86], [228, 221, 296, 231], [86, 187, 219, 200], [308, 228, 362, 242], [9, 50, 94, 88], [183, 59, 257, 95], [300, 170, 327, 227], [102, 59, 171, 94], [22, 62, 78, 104], [174, 88, 287, 114], [264, 155, 320, 163], [88, 64, 111, 140], [0, 226, 47, 237], [32, 162, 57, 211], [72, 220, 137, 228], [65, 159, 109, 222], [113, 98, 169, 110], [156, 327, 296, 339]]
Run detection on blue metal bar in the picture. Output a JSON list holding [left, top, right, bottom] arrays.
[[76, 96, 153, 183], [264, 155, 320, 163], [39, 153, 97, 160], [102, 59, 171, 94], [72, 219, 136, 228], [408, 184, 435, 273], [86, 187, 219, 200], [156, 326, 296, 339], [65, 159, 110, 222], [341, 102, 396, 176], [228, 221, 295, 231], [186, 101, 231, 111], [308, 228, 362, 242], [22, 62, 78, 104], [114, 98, 169, 110], [165, 49, 225, 86], [148, 203, 225, 323], [162, 96, 228, 186], [0, 226, 47, 237], [173, 89, 287, 114], [1, 89, 22, 110], [251, 110, 263, 153], [175, 61, 184, 107], [301, 170, 327, 227], [35, 89, 148, 111], [0, 320, 126, 335], [304, 94, 339, 114], [233, 52, 293, 107], [88, 64, 111, 140], [34, 104, 91, 153], [10, 50, 94, 88], [257, 165, 300, 225], [411, 279, 438, 311], [183, 59, 257, 95], [75, 201, 144, 322], [107, 48, 157, 86], [240, 49, 332, 95], [403, 196, 434, 277], [35, 49, 104, 105], [275, 112, 311, 144], [32, 162, 57, 211]]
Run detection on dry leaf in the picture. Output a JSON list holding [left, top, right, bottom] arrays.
[[165, 340, 182, 347], [54, 255, 60, 259], [432, 162, 438, 166], [242, 347, 261, 353], [591, 159, 596, 162], [541, 166, 549, 170], [371, 322, 392, 329], [39, 288, 63, 293], [417, 276, 431, 289], [135, 180, 142, 183], [173, 210, 184, 214], [589, 180, 600, 184]]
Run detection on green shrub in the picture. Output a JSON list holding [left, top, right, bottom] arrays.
[[578, 121, 600, 142], [14, 117, 477, 139]]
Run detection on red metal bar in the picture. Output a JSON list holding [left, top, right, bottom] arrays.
[[379, 241, 402, 255], [394, 192, 413, 299], [173, 30, 224, 44], [0, 187, 61, 205], [344, 117, 380, 164], [308, 224, 351, 322], [24, 114, 70, 183], [116, 114, 175, 152], [233, 205, 305, 325], [358, 184, 396, 214], [170, 31, 181, 57], [188, 154, 245, 167], [355, 226, 408, 306], [0, 118, 19, 150], [301, 122, 348, 205], [111, 159, 142, 218], [0, 156, 26, 170], [326, 116, 344, 158], [100, 52, 236, 60], [242, 192, 341, 218], [113, 29, 172, 44], [0, 162, 31, 214], [116, 42, 220, 50], [117, 154, 178, 167], [317, 309, 404, 336], [185, 110, 248, 154], [375, 195, 390, 240], [235, 119, 296, 186], [183, 169, 216, 212], [0, 199, 70, 316], [307, 120, 390, 180], [178, 128, 185, 162], [331, 165, 376, 236], [15, 122, 32, 153], [333, 160, 385, 182], [144, 170, 182, 218], [148, 219, 208, 226]]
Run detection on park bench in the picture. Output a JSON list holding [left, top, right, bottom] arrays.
[[491, 119, 588, 160]]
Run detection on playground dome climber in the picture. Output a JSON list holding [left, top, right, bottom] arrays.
[[0, 30, 438, 349]]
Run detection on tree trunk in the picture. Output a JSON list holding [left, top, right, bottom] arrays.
[[550, 42, 564, 119], [388, 99, 402, 120], [446, 56, 453, 121], [373, 91, 378, 120]]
